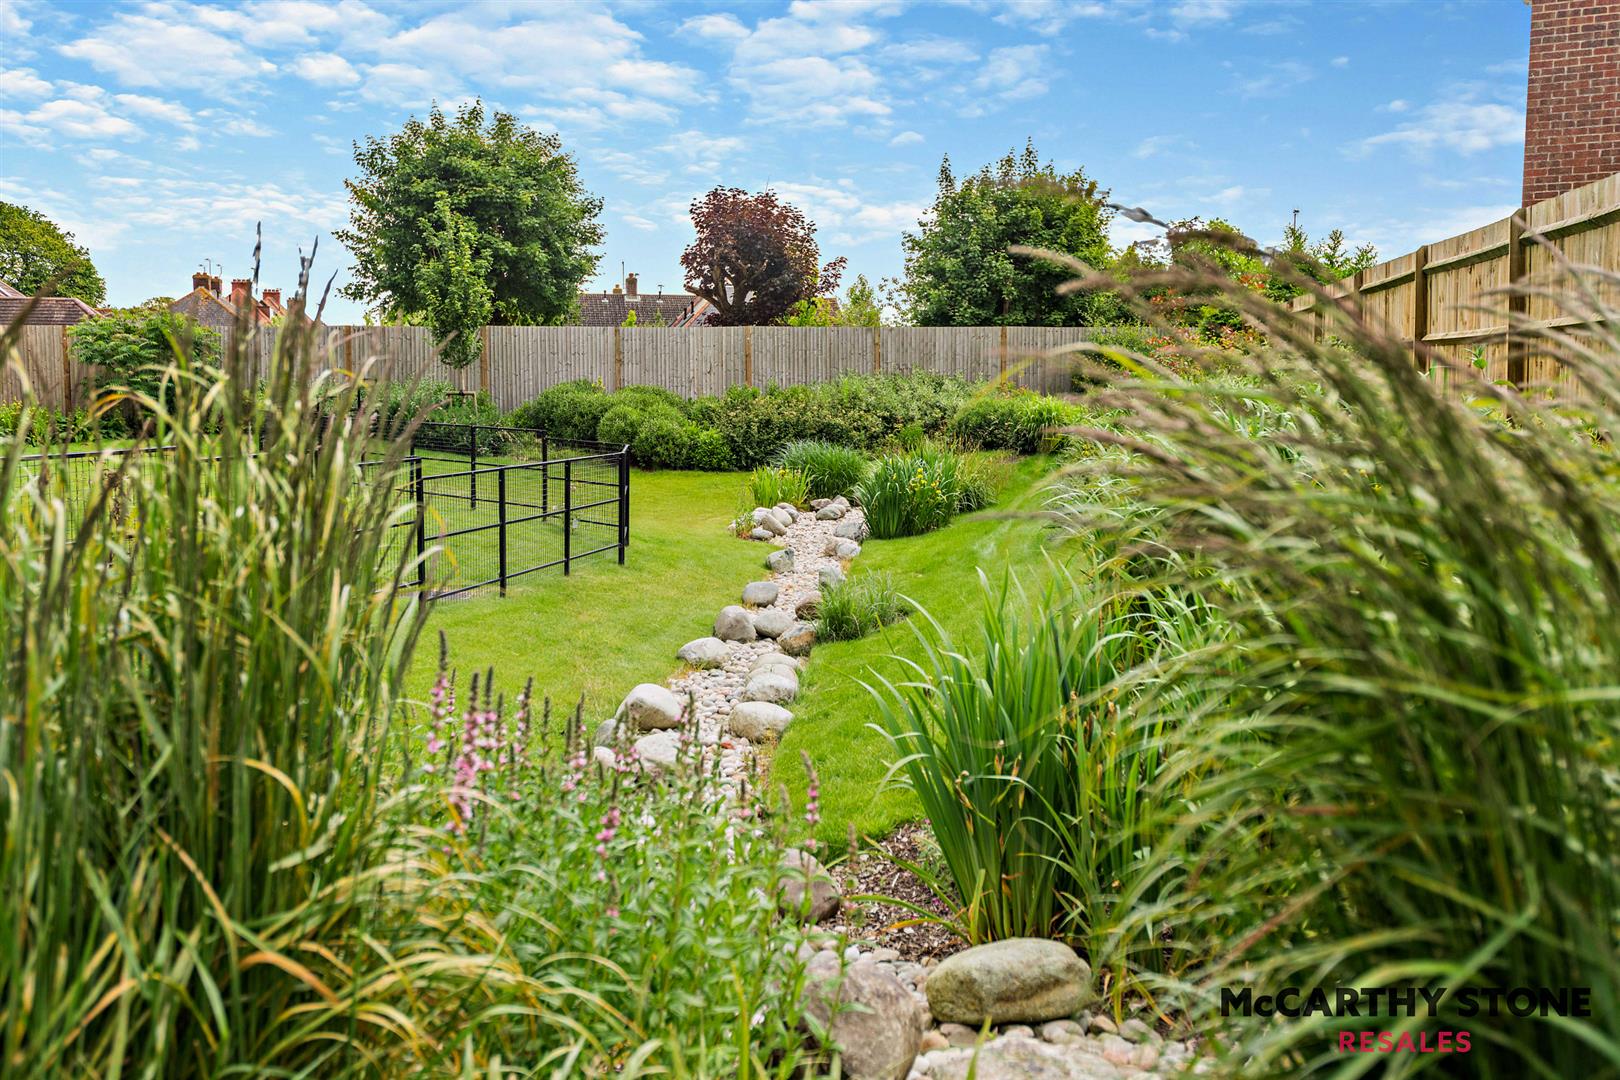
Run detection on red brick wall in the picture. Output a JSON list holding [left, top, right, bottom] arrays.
[[1523, 0, 1620, 205]]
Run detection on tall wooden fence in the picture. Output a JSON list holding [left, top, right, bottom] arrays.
[[1290, 172, 1619, 390], [4, 323, 1097, 413]]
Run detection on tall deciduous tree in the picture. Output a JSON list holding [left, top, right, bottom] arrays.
[[680, 188, 845, 326], [339, 102, 603, 346], [898, 142, 1117, 326], [0, 201, 107, 304]]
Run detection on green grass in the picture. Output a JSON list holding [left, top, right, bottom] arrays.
[[770, 454, 1065, 848], [407, 467, 765, 726]]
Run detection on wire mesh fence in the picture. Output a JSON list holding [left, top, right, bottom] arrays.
[[9, 422, 631, 599]]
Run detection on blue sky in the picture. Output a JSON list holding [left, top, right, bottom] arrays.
[[2, 0, 1530, 322]]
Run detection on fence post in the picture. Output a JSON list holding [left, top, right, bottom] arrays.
[[613, 325, 624, 391], [59, 326, 72, 411], [1506, 210, 1528, 388], [617, 447, 629, 564], [469, 424, 478, 509], [413, 458, 426, 589], [562, 459, 573, 576], [998, 325, 1008, 383], [871, 326, 880, 375], [541, 433, 550, 514], [497, 467, 508, 597], [744, 325, 754, 387], [1411, 245, 1430, 374], [480, 325, 492, 398]]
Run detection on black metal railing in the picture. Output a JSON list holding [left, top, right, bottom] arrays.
[[10, 421, 631, 599]]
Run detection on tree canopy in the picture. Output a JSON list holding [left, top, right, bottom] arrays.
[[680, 188, 845, 326], [338, 101, 604, 360], [0, 202, 107, 305], [784, 274, 884, 327], [898, 141, 1117, 327]]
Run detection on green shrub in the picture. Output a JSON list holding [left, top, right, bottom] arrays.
[[817, 571, 910, 641], [746, 466, 809, 509], [630, 410, 694, 469], [856, 449, 962, 538], [614, 383, 689, 416], [950, 450, 1001, 513], [0, 401, 128, 444], [775, 439, 868, 499], [688, 427, 735, 471], [949, 386, 1073, 454], [505, 379, 612, 442], [67, 307, 222, 417], [595, 403, 643, 448], [367, 378, 456, 435]]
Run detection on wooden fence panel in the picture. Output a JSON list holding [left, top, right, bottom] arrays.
[[1291, 172, 1618, 396]]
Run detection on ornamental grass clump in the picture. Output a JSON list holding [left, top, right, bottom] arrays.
[[870, 573, 1210, 952], [774, 438, 869, 499], [0, 281, 461, 1074], [856, 443, 990, 538], [816, 571, 910, 641], [1050, 245, 1620, 1073], [746, 464, 810, 509]]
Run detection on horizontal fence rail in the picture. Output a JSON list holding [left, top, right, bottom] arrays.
[[4, 323, 1100, 413], [9, 422, 631, 599]]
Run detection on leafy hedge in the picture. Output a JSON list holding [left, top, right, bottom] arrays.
[[500, 373, 1016, 471], [950, 385, 1076, 454]]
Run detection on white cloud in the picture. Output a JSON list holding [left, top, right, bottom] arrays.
[[1354, 97, 1524, 157], [1233, 60, 1313, 98], [1383, 99, 1410, 113], [114, 93, 194, 128], [708, 3, 903, 126], [289, 52, 360, 87], [973, 44, 1049, 102], [768, 179, 924, 246], [1331, 55, 1350, 68], [1171, 0, 1239, 23], [889, 130, 924, 146], [1134, 135, 1178, 158], [679, 12, 750, 42], [59, 8, 277, 88], [993, 0, 1107, 35], [621, 213, 658, 231], [0, 67, 51, 99], [3, 95, 141, 141]]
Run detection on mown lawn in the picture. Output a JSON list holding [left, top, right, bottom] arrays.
[[769, 455, 1070, 850], [407, 468, 763, 726]]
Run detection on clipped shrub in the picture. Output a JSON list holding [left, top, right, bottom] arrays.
[[817, 571, 910, 641], [68, 307, 222, 420], [950, 386, 1073, 454], [505, 379, 612, 442], [775, 439, 868, 499], [746, 466, 809, 510], [614, 384, 690, 416], [630, 410, 695, 469], [689, 427, 735, 471], [0, 401, 128, 444], [595, 403, 643, 449]]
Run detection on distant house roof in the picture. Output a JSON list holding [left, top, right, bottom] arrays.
[[670, 296, 714, 327], [576, 271, 694, 327], [168, 274, 306, 330], [0, 281, 101, 326], [576, 289, 695, 327]]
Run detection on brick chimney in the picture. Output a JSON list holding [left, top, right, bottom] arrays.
[[210, 274, 222, 296], [192, 271, 210, 293], [230, 278, 252, 307], [625, 272, 638, 297], [261, 288, 282, 312], [1523, 0, 1620, 206]]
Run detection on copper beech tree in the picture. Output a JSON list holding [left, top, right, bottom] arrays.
[[680, 188, 845, 326]]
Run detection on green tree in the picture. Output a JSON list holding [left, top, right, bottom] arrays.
[[338, 101, 604, 333], [0, 202, 106, 304], [415, 199, 493, 369], [784, 274, 884, 327], [898, 142, 1116, 326], [68, 308, 221, 410], [1263, 222, 1378, 302]]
